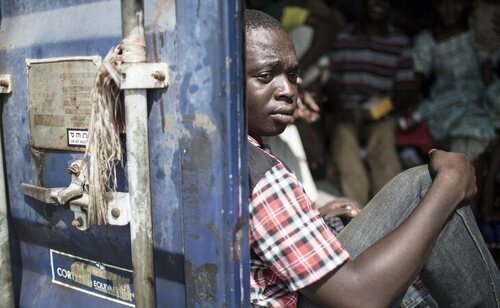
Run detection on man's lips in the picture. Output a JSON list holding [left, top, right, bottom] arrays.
[[271, 106, 295, 116], [270, 106, 295, 124]]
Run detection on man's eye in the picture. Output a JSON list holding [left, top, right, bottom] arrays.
[[257, 73, 273, 82], [288, 73, 299, 84]]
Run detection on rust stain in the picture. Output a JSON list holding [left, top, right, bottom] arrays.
[[233, 217, 243, 260], [185, 114, 217, 134], [205, 221, 220, 239], [163, 115, 175, 133], [185, 261, 218, 305], [150, 0, 174, 132], [151, 0, 174, 62], [180, 114, 217, 171], [30, 147, 44, 186], [70, 262, 133, 301]]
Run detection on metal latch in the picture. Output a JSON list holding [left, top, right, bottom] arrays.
[[0, 74, 12, 94], [20, 160, 130, 230], [120, 63, 170, 90]]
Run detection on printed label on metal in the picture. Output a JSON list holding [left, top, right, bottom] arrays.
[[50, 249, 135, 307], [67, 128, 88, 147], [27, 56, 100, 151]]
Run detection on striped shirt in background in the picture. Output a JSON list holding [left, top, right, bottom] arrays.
[[329, 22, 415, 111]]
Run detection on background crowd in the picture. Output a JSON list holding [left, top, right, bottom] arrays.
[[247, 0, 500, 266]]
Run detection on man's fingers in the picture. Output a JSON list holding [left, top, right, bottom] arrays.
[[322, 207, 353, 218], [320, 200, 360, 218], [428, 150, 478, 201], [428, 148, 438, 157], [321, 200, 349, 211]]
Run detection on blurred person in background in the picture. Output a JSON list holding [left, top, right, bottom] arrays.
[[326, 0, 415, 206], [473, 0, 500, 224], [410, 0, 496, 162], [409, 0, 498, 222]]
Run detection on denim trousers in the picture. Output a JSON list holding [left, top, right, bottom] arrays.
[[299, 165, 500, 307]]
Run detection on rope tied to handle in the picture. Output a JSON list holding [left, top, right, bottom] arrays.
[[83, 37, 146, 225]]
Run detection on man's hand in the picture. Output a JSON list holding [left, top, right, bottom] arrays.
[[295, 90, 321, 123], [428, 149, 477, 202], [303, 150, 479, 307], [319, 198, 361, 219]]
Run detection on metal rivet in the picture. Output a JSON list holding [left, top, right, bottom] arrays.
[[111, 208, 120, 218], [71, 217, 83, 228], [67, 164, 80, 176], [151, 70, 165, 82]]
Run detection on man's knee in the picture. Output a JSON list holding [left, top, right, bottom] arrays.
[[388, 165, 432, 197], [399, 165, 429, 177]]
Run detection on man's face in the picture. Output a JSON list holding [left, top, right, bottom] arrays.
[[365, 0, 390, 22], [433, 0, 468, 28], [246, 27, 299, 137]]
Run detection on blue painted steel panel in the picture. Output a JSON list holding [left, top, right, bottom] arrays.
[[0, 0, 248, 307], [173, 1, 248, 306]]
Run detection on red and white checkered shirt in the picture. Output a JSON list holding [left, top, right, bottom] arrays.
[[248, 136, 349, 307]]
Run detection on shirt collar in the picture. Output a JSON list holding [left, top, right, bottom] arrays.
[[351, 21, 390, 37], [248, 135, 263, 148], [248, 135, 273, 154]]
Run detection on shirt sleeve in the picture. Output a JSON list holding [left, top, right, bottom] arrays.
[[412, 31, 434, 77], [328, 35, 344, 80], [250, 163, 349, 291], [281, 6, 310, 31], [394, 46, 416, 90]]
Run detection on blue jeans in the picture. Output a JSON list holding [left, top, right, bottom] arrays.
[[335, 165, 500, 307]]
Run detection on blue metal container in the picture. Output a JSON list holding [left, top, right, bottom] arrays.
[[0, 0, 248, 306]]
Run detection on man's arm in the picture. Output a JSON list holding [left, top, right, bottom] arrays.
[[301, 150, 477, 307]]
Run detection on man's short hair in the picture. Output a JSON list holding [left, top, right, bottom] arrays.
[[245, 9, 285, 32]]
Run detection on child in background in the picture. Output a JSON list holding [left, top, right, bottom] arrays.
[[473, 0, 500, 78], [411, 0, 496, 161], [474, 0, 500, 222]]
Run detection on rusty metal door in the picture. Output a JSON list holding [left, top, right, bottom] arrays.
[[0, 0, 248, 307]]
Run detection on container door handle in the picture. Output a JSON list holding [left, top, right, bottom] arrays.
[[20, 160, 130, 229]]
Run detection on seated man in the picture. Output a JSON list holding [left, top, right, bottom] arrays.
[[245, 9, 500, 307]]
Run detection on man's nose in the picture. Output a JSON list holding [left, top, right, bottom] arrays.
[[274, 75, 296, 102], [444, 1, 453, 15]]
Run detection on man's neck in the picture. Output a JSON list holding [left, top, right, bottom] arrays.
[[433, 24, 468, 42], [248, 134, 263, 145], [359, 19, 388, 36]]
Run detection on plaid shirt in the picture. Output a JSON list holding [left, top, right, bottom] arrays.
[[248, 136, 349, 307]]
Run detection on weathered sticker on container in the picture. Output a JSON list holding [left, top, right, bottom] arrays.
[[27, 56, 100, 151], [50, 249, 135, 307], [67, 128, 88, 147]]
